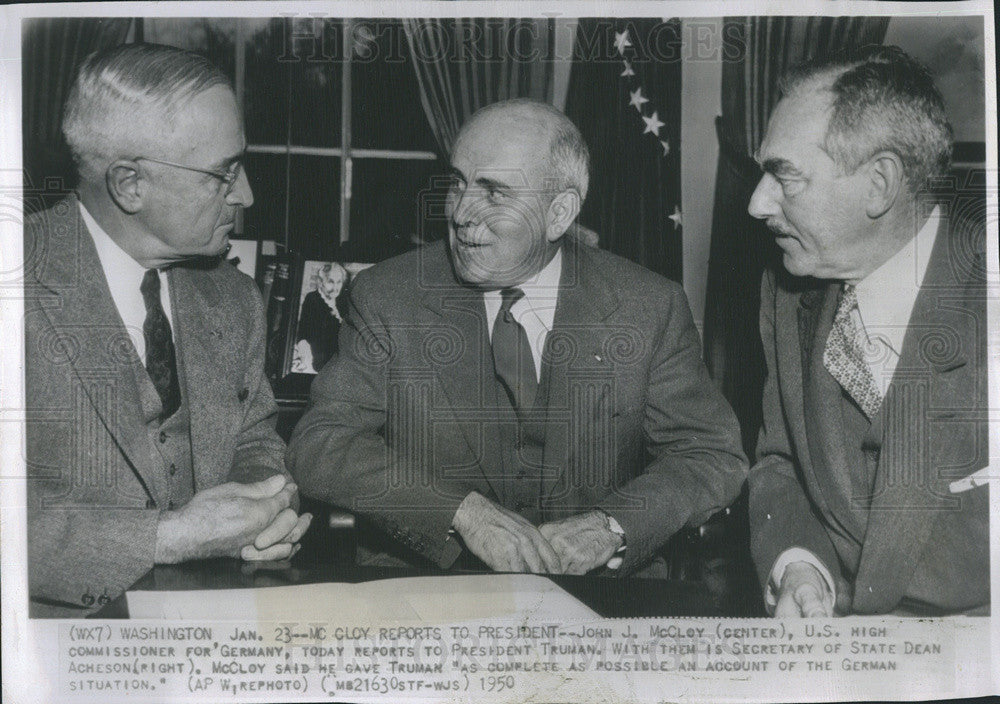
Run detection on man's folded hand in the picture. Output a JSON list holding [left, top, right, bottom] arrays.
[[774, 561, 834, 617], [539, 511, 624, 575], [452, 491, 562, 573], [155, 475, 304, 563]]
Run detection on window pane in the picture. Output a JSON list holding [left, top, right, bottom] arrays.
[[245, 19, 294, 145], [244, 18, 343, 147], [347, 157, 447, 262], [351, 20, 438, 152], [287, 155, 341, 261], [241, 152, 287, 246], [288, 18, 343, 148]]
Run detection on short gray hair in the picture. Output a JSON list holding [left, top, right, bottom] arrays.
[[62, 42, 232, 184], [780, 44, 952, 195], [461, 99, 591, 203]]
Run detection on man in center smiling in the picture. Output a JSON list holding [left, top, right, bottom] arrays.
[[290, 99, 746, 575]]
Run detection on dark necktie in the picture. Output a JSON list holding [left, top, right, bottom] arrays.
[[141, 268, 181, 419], [491, 287, 538, 413]]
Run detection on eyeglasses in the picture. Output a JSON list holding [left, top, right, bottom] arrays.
[[136, 156, 244, 196]]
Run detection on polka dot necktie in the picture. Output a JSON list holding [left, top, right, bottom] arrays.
[[822, 284, 883, 419], [141, 268, 181, 420]]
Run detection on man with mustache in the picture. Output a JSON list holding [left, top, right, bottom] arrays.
[[290, 99, 746, 576], [24, 43, 310, 617], [748, 45, 988, 616]]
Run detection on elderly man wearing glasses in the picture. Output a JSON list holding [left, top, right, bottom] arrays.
[[23, 42, 311, 617]]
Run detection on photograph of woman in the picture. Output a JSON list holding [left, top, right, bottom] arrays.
[[292, 261, 349, 374]]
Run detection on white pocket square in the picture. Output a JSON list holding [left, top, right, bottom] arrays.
[[949, 467, 992, 494]]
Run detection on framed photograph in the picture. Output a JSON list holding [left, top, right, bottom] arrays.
[[289, 260, 373, 375]]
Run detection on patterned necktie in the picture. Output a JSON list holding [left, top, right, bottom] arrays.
[[491, 287, 538, 413], [823, 284, 883, 419], [141, 268, 181, 419]]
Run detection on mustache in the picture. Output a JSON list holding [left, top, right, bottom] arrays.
[[766, 220, 795, 237]]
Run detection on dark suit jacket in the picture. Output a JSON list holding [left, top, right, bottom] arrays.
[[289, 238, 747, 573], [24, 197, 288, 617], [749, 214, 989, 615]]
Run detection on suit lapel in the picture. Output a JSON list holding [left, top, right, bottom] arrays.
[[169, 266, 229, 490], [419, 249, 503, 499], [799, 282, 865, 539], [540, 241, 620, 506], [33, 198, 163, 502], [853, 216, 977, 612]]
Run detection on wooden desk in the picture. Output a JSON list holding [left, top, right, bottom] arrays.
[[95, 557, 721, 619]]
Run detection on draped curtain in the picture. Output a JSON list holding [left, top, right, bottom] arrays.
[[403, 18, 555, 157], [702, 16, 890, 454], [563, 19, 683, 282], [22, 18, 132, 207]]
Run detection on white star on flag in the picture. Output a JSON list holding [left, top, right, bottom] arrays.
[[620, 61, 635, 77], [629, 88, 649, 111], [660, 139, 670, 156], [642, 111, 664, 136], [614, 30, 632, 55], [669, 205, 682, 229]]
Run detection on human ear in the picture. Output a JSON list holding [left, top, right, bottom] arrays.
[[546, 189, 582, 242], [106, 160, 144, 214], [865, 151, 904, 219]]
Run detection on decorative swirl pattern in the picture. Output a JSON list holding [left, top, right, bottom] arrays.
[[603, 328, 647, 365], [37, 328, 80, 365], [917, 326, 962, 367], [945, 195, 990, 282], [353, 329, 393, 365], [105, 329, 138, 365], [542, 329, 578, 367], [855, 330, 895, 367], [421, 326, 465, 366]]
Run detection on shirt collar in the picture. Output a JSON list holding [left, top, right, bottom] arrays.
[[79, 201, 149, 277], [854, 206, 941, 356]]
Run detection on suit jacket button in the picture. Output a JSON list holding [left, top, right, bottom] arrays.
[[145, 499, 156, 509], [168, 500, 175, 510], [238, 388, 249, 402], [158, 431, 167, 443], [169, 463, 177, 476]]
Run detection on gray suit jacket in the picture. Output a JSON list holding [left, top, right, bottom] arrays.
[[24, 197, 287, 617], [289, 238, 747, 573], [749, 214, 989, 615]]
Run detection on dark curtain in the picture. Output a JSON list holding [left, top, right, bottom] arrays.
[[702, 16, 890, 453], [22, 18, 132, 210], [403, 18, 555, 156], [564, 19, 683, 283]]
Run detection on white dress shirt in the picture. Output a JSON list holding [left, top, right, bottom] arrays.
[[482, 247, 562, 381], [79, 202, 173, 366], [766, 207, 942, 612]]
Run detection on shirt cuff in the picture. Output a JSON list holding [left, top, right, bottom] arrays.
[[765, 547, 836, 613], [598, 511, 627, 570]]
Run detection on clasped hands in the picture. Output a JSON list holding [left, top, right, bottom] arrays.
[[155, 474, 312, 564], [774, 561, 835, 617], [452, 491, 623, 575]]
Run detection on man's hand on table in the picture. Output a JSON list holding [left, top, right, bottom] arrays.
[[774, 561, 834, 617], [154, 474, 311, 563], [452, 491, 562, 573], [539, 511, 624, 575]]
